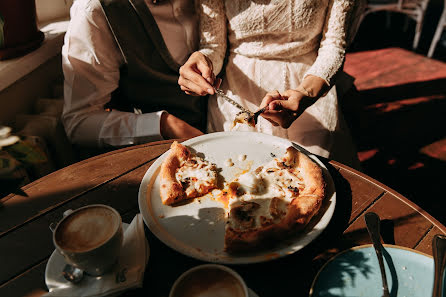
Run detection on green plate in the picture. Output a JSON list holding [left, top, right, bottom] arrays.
[[310, 244, 445, 297]]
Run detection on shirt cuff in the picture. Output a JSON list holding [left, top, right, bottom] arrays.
[[134, 110, 167, 143]]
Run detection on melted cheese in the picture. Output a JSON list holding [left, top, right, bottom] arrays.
[[227, 158, 305, 231], [176, 157, 217, 197], [237, 172, 260, 193]]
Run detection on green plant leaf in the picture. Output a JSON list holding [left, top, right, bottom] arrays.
[[4, 141, 48, 165]]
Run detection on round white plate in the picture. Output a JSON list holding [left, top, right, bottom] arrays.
[[138, 131, 336, 264]]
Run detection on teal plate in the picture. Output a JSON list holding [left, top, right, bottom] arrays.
[[310, 244, 446, 297]]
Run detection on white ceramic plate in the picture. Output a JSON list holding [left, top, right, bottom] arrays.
[[138, 131, 336, 264]]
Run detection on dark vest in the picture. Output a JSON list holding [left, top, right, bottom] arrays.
[[99, 0, 206, 131]]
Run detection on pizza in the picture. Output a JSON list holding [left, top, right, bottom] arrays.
[[158, 142, 325, 252], [223, 146, 325, 252], [159, 141, 218, 205]]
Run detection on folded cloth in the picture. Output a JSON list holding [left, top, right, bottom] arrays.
[[44, 213, 149, 297]]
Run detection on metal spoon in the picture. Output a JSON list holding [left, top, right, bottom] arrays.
[[62, 264, 84, 284], [432, 234, 446, 297], [365, 212, 390, 297]]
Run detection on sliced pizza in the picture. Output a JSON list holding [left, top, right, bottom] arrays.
[[159, 141, 218, 205], [223, 146, 326, 252]]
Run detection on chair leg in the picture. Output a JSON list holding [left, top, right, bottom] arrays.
[[413, 13, 425, 49], [428, 10, 446, 58]]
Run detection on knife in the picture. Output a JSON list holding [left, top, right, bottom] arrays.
[[213, 88, 252, 114]]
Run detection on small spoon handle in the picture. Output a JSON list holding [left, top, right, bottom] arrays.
[[432, 234, 446, 297], [365, 212, 390, 297]]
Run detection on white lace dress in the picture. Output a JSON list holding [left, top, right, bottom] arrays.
[[198, 0, 360, 167]]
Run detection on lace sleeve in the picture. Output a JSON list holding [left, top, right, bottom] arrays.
[[304, 0, 356, 86], [196, 0, 227, 76]]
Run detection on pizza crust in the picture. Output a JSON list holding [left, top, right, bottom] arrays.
[[159, 141, 218, 205], [159, 141, 191, 205]]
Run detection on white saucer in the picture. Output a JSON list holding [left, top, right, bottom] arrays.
[[45, 223, 140, 291]]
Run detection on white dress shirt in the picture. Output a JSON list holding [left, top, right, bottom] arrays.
[[62, 0, 198, 147]]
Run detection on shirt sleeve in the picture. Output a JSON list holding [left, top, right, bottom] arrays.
[[61, 0, 164, 148], [304, 0, 355, 86], [196, 0, 227, 76]]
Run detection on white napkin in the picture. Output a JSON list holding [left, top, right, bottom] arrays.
[[44, 214, 149, 297]]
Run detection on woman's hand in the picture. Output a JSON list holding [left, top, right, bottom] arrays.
[[259, 89, 317, 128], [178, 52, 221, 96]]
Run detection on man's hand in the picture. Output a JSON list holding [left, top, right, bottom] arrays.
[[160, 112, 204, 139], [178, 52, 220, 96], [259, 89, 317, 128]]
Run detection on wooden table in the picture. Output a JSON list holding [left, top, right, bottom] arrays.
[[1, 139, 445, 297]]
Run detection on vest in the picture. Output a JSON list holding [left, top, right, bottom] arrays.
[[99, 0, 206, 131]]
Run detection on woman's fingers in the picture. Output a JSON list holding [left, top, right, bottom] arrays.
[[259, 90, 306, 128], [178, 52, 215, 96], [179, 77, 210, 96], [179, 68, 213, 95], [196, 55, 214, 85], [262, 108, 294, 128], [260, 90, 282, 109]]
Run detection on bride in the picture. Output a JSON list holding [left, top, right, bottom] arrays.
[[178, 0, 364, 169]]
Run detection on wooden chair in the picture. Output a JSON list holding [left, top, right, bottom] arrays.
[[359, 0, 430, 49], [428, 0, 446, 58]]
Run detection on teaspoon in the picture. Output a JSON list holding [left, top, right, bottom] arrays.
[[365, 212, 390, 297], [62, 264, 84, 284]]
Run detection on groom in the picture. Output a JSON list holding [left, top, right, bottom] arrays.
[[61, 0, 207, 157]]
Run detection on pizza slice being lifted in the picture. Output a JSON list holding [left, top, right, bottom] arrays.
[[159, 141, 218, 205]]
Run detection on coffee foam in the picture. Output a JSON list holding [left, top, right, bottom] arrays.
[[55, 206, 119, 252], [172, 267, 245, 297]]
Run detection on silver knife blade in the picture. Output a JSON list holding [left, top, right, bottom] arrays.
[[214, 88, 252, 114]]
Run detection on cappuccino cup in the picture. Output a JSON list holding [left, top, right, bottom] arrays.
[[52, 204, 123, 276], [169, 264, 248, 297]]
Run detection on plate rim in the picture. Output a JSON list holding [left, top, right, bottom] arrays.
[[309, 243, 434, 296], [138, 131, 336, 264]]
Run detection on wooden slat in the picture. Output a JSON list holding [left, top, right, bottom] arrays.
[[337, 166, 384, 223], [0, 260, 48, 297], [0, 141, 171, 236], [415, 226, 445, 255], [343, 192, 433, 248], [0, 159, 154, 285]]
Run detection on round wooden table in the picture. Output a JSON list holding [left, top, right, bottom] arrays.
[[1, 139, 445, 297]]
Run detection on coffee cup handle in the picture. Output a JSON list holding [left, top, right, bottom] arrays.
[[49, 209, 74, 232]]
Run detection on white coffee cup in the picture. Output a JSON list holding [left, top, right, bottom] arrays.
[[52, 204, 123, 276], [169, 264, 249, 297]]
